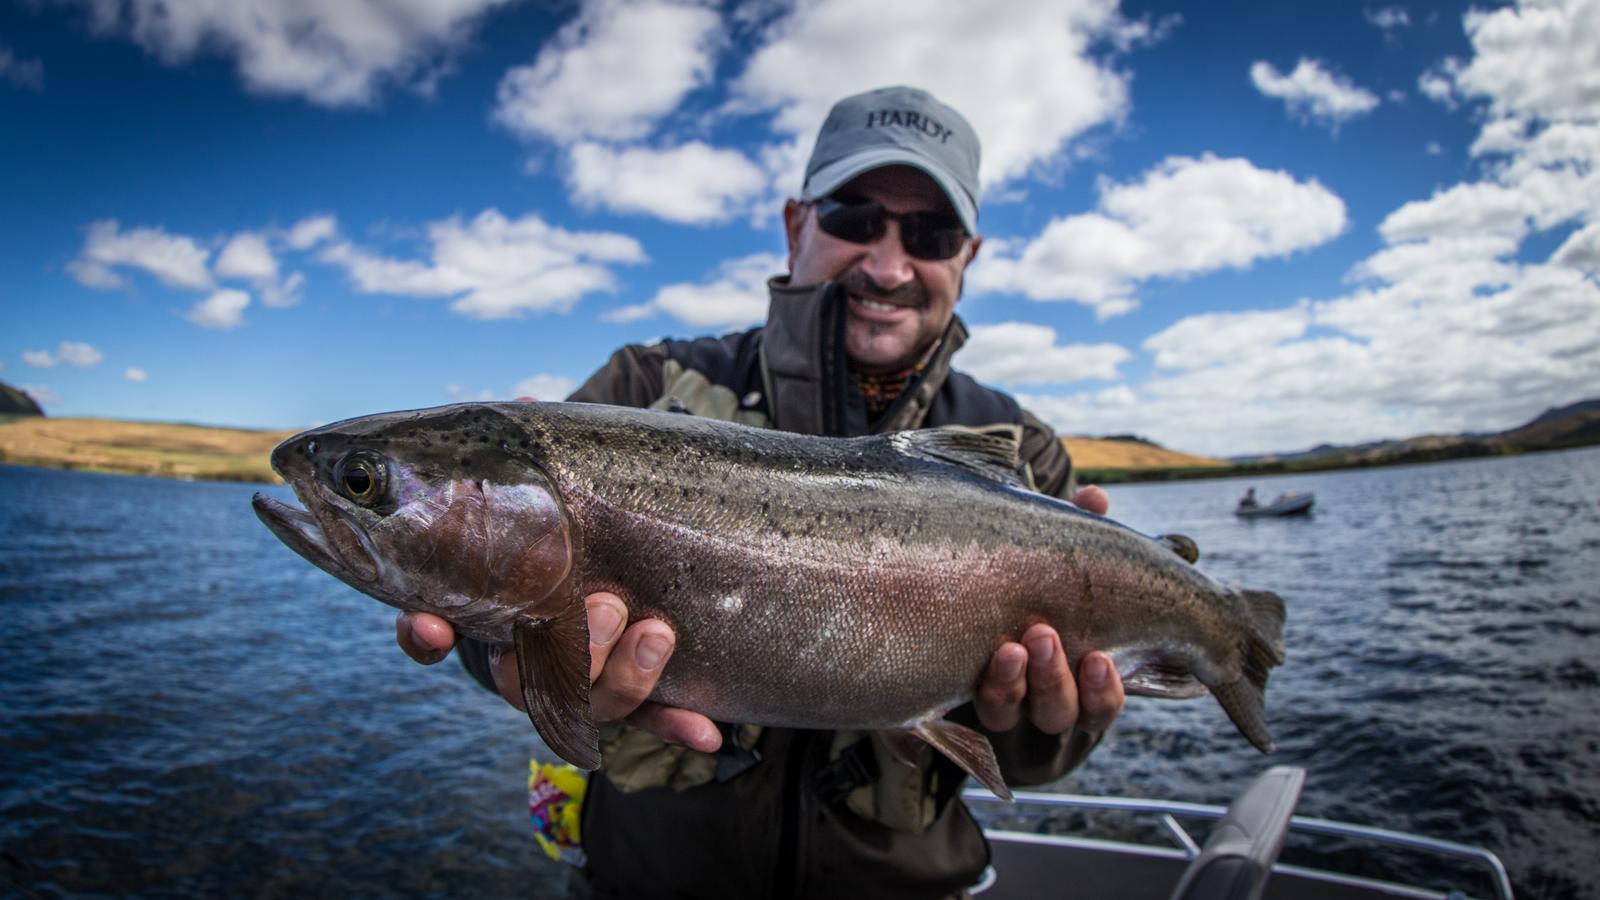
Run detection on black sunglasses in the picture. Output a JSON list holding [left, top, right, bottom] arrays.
[[813, 193, 968, 261]]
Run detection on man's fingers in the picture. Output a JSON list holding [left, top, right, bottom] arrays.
[[975, 642, 1028, 732], [590, 620, 675, 724], [585, 593, 629, 682], [1073, 651, 1125, 734], [1070, 484, 1110, 516], [1019, 624, 1078, 735], [396, 612, 455, 664], [628, 703, 723, 753]]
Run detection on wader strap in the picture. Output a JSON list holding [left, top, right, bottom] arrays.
[[812, 737, 879, 805]]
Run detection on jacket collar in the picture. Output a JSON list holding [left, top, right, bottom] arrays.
[[761, 276, 967, 435]]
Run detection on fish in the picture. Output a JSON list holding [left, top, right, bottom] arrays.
[[252, 401, 1286, 800]]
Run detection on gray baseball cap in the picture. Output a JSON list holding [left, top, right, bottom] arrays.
[[801, 86, 982, 235]]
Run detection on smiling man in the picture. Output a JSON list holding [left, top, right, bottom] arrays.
[[399, 86, 1125, 899]]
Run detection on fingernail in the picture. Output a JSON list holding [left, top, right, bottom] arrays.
[[636, 633, 671, 670], [1085, 655, 1110, 689], [997, 652, 1025, 682], [1026, 636, 1055, 666], [589, 602, 625, 646]]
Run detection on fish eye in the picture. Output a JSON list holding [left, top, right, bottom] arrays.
[[334, 452, 388, 505]]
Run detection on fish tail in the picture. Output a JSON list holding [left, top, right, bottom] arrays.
[[1212, 589, 1287, 753]]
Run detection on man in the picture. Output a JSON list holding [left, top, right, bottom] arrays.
[[397, 86, 1126, 898]]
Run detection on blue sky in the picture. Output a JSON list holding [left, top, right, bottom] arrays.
[[3, 0, 1597, 455]]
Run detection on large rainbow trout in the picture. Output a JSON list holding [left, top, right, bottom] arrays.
[[252, 401, 1286, 798]]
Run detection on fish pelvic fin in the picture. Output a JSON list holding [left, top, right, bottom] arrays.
[[1213, 589, 1288, 754], [904, 719, 1013, 801], [514, 594, 600, 770], [889, 428, 1030, 489]]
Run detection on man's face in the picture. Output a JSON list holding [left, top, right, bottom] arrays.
[[784, 166, 982, 374]]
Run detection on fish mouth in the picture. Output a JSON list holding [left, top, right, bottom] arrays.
[[252, 492, 372, 584]]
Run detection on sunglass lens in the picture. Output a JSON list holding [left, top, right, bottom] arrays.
[[818, 200, 883, 244]]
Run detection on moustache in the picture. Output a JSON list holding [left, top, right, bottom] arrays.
[[839, 269, 927, 309]]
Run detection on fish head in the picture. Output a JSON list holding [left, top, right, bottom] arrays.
[[251, 404, 574, 635]]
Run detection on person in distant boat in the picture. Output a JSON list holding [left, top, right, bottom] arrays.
[[394, 86, 1126, 899], [1240, 487, 1259, 509]]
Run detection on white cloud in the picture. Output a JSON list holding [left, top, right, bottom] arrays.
[[1, 45, 44, 91], [1552, 222, 1600, 273], [124, 367, 149, 383], [1364, 7, 1411, 31], [511, 374, 578, 401], [319, 209, 647, 319], [68, 220, 213, 291], [970, 155, 1347, 316], [21, 341, 104, 368], [286, 214, 339, 250], [960, 323, 1129, 387], [186, 289, 251, 330], [566, 141, 768, 223], [1378, 181, 1535, 243], [21, 384, 61, 408], [731, 0, 1139, 189], [1450, 0, 1600, 125], [1250, 58, 1380, 129], [445, 384, 495, 402], [494, 0, 722, 145], [214, 232, 278, 283], [609, 252, 782, 330], [1142, 304, 1313, 371], [1418, 67, 1458, 107], [68, 0, 513, 107]]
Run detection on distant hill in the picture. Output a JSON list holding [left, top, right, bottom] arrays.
[[1063, 435, 1226, 475], [1229, 397, 1600, 473], [0, 417, 289, 482], [0, 380, 45, 416]]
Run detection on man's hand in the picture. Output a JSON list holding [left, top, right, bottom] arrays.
[[396, 597, 724, 754], [973, 484, 1126, 736]]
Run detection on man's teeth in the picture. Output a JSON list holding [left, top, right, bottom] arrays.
[[859, 298, 899, 312]]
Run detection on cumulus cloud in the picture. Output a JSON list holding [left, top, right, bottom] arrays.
[[22, 341, 105, 368], [731, 0, 1139, 189], [607, 252, 782, 330], [285, 214, 338, 250], [1449, 0, 1600, 125], [1, 45, 44, 91], [1142, 304, 1313, 371], [494, 0, 722, 145], [319, 209, 647, 319], [1552, 222, 1600, 273], [187, 289, 250, 329], [1364, 7, 1411, 31], [65, 0, 513, 107], [511, 373, 578, 401], [68, 220, 213, 291], [959, 323, 1129, 387], [1250, 58, 1380, 129], [124, 367, 149, 382], [970, 155, 1347, 317], [215, 231, 304, 307], [566, 141, 769, 223]]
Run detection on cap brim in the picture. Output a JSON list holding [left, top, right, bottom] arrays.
[[804, 147, 978, 235]]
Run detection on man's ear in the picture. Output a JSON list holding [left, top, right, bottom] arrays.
[[965, 233, 983, 265], [783, 199, 807, 273]]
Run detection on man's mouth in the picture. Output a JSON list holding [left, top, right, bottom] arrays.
[[857, 296, 902, 313]]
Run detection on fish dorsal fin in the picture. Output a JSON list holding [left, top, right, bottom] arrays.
[[1157, 533, 1200, 564], [514, 589, 600, 770], [890, 427, 1029, 489]]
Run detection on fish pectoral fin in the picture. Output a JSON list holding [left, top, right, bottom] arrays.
[[514, 599, 600, 770], [889, 428, 1029, 489], [1156, 533, 1200, 564], [906, 719, 1013, 801]]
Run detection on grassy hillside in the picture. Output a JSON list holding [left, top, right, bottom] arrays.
[[0, 417, 292, 482], [1063, 436, 1227, 476]]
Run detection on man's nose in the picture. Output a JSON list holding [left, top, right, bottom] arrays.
[[857, 220, 915, 291]]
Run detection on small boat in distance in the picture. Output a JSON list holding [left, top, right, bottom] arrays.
[[1236, 488, 1315, 518]]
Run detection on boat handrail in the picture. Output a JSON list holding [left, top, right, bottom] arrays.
[[962, 788, 1514, 900]]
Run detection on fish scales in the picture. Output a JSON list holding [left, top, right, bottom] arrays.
[[253, 401, 1287, 796]]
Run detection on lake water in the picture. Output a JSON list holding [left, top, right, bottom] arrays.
[[3, 448, 1598, 898]]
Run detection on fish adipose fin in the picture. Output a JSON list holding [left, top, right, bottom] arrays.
[[904, 719, 1013, 801], [515, 594, 600, 770], [890, 429, 1029, 489], [1157, 533, 1200, 564], [1212, 589, 1288, 753]]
